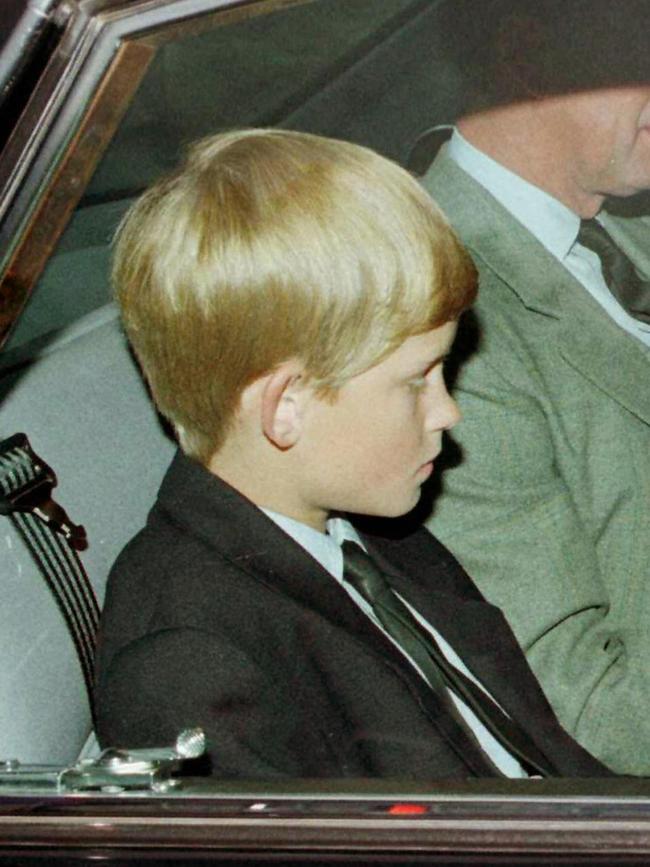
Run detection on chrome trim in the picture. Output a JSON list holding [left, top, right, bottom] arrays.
[[0, 0, 310, 347], [0, 0, 66, 102], [3, 779, 650, 858]]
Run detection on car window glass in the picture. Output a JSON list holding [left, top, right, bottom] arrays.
[[6, 0, 457, 352]]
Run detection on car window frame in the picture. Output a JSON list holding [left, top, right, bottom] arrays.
[[0, 0, 311, 350]]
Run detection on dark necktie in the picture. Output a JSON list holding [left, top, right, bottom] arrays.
[[577, 219, 650, 324], [341, 541, 557, 777]]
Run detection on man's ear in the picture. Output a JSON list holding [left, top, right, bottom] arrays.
[[260, 361, 308, 449]]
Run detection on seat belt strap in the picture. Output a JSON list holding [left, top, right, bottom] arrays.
[[0, 433, 98, 711]]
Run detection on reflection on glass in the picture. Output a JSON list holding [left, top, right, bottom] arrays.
[[8, 0, 455, 352]]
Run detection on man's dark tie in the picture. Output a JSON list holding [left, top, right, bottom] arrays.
[[341, 541, 557, 777], [577, 219, 650, 324]]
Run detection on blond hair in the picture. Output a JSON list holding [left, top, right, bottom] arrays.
[[114, 129, 476, 463]]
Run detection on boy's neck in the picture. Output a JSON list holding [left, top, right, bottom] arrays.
[[207, 439, 329, 533], [262, 506, 330, 536]]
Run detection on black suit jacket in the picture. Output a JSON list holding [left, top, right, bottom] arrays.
[[94, 452, 610, 779]]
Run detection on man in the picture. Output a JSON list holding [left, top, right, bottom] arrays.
[[422, 0, 650, 773]]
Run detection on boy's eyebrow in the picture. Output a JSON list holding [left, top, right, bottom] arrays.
[[404, 352, 447, 380]]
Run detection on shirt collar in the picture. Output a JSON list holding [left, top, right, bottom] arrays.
[[448, 129, 581, 262], [261, 509, 363, 581]]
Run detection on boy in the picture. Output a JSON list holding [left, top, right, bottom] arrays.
[[94, 129, 608, 779]]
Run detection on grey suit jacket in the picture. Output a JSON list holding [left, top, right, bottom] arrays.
[[422, 146, 650, 774]]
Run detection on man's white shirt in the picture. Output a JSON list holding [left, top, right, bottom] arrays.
[[448, 130, 650, 346]]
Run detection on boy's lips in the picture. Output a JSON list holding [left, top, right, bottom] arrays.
[[418, 452, 440, 477]]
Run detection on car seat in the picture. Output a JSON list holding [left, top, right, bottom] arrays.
[[0, 304, 175, 764]]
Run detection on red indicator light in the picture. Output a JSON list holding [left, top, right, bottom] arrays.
[[387, 803, 428, 815]]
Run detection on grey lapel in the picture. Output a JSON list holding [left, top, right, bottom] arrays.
[[601, 212, 650, 277], [423, 148, 650, 426]]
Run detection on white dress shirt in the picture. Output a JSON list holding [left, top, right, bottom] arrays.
[[448, 130, 650, 346], [263, 508, 527, 778]]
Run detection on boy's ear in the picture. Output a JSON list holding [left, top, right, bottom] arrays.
[[260, 361, 308, 449]]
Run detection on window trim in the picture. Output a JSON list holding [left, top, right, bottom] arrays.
[[2, 777, 650, 861], [0, 0, 311, 349]]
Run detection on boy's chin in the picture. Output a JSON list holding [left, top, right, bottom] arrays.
[[350, 490, 423, 521]]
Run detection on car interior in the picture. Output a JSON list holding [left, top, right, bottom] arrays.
[[2, 0, 650, 862]]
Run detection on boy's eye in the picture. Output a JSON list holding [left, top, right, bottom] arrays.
[[407, 376, 428, 392], [407, 359, 446, 392]]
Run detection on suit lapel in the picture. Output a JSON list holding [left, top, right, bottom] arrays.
[[161, 453, 478, 679], [165, 457, 378, 638], [423, 148, 566, 318], [159, 456, 502, 774], [555, 281, 650, 425], [424, 148, 650, 426], [364, 532, 572, 771], [364, 534, 537, 715], [601, 212, 650, 277]]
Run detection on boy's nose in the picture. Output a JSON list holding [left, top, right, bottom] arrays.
[[442, 394, 461, 430], [427, 389, 461, 432]]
